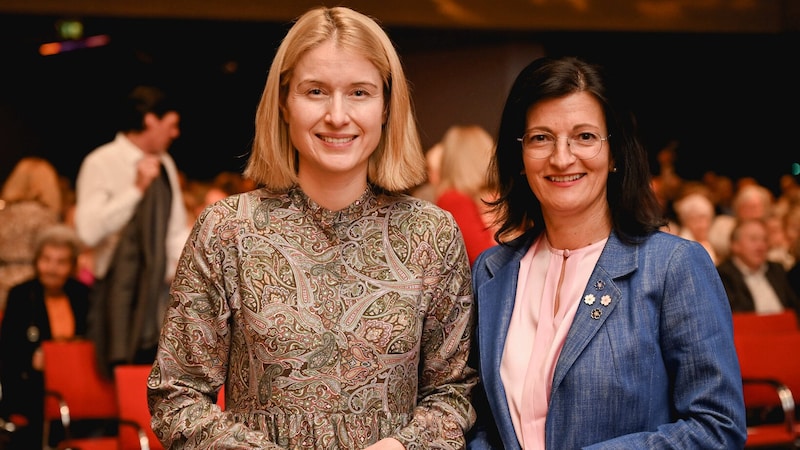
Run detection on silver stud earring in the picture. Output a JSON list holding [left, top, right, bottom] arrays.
[[611, 167, 617, 173]]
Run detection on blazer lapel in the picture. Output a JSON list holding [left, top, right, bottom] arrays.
[[551, 234, 637, 390], [476, 240, 529, 449], [477, 265, 518, 385]]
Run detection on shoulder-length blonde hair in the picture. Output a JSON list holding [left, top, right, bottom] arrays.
[[437, 124, 494, 200], [244, 6, 425, 192], [1, 156, 62, 215]]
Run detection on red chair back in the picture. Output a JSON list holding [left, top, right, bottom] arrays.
[[735, 331, 800, 448], [41, 339, 118, 449], [732, 310, 799, 335], [114, 364, 226, 450], [42, 339, 118, 421], [115, 364, 164, 450]]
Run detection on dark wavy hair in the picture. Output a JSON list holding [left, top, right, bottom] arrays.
[[488, 55, 666, 245]]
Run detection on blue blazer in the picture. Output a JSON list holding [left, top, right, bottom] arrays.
[[466, 231, 746, 449]]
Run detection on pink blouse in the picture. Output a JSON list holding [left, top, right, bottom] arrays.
[[501, 234, 606, 449]]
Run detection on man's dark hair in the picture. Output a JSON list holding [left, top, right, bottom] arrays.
[[118, 85, 179, 133]]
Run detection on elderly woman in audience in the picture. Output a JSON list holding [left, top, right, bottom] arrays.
[[0, 224, 90, 449], [673, 190, 719, 265]]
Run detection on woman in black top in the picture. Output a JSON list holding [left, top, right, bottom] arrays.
[[0, 224, 90, 449]]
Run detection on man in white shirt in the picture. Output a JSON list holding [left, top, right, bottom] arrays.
[[74, 85, 187, 376], [716, 218, 800, 316]]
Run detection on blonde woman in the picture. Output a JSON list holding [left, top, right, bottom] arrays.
[[148, 6, 477, 449], [0, 157, 63, 311], [435, 124, 498, 265]]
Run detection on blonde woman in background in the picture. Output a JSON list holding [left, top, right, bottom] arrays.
[[436, 124, 498, 265], [0, 157, 63, 311]]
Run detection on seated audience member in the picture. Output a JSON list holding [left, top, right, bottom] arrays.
[[0, 224, 91, 449], [765, 209, 794, 270], [786, 214, 800, 297], [709, 183, 774, 263], [783, 203, 800, 267], [434, 124, 497, 265], [717, 218, 800, 316], [673, 191, 718, 265]]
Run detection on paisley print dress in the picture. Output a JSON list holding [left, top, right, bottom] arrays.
[[148, 185, 477, 449]]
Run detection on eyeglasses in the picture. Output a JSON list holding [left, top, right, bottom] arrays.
[[517, 131, 610, 160]]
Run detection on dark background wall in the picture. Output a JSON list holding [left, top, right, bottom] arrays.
[[0, 13, 797, 195]]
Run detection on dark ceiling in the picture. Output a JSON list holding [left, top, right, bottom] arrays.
[[1, 0, 799, 34]]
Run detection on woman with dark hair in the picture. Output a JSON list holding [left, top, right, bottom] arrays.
[[466, 56, 745, 449]]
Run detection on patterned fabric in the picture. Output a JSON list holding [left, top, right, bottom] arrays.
[[148, 185, 477, 449]]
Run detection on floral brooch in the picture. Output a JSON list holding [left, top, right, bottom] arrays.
[[584, 283, 613, 319]]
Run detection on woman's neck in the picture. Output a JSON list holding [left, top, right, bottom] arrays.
[[298, 172, 368, 212], [544, 212, 612, 251], [44, 289, 67, 299]]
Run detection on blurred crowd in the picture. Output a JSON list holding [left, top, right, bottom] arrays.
[[4, 136, 800, 318], [650, 144, 800, 316], [0, 157, 256, 312]]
